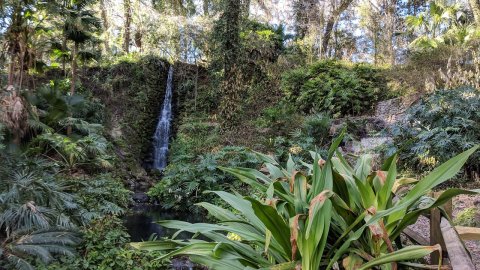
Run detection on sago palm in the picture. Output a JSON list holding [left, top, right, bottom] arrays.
[[0, 227, 81, 270]]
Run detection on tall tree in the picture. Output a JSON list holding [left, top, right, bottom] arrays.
[[2, 0, 34, 87], [385, 0, 398, 65], [99, 0, 110, 53], [219, 0, 242, 129], [63, 0, 101, 95], [123, 0, 132, 53], [203, 0, 209, 15], [321, 0, 354, 57]]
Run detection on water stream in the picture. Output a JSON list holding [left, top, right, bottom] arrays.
[[153, 66, 174, 171]]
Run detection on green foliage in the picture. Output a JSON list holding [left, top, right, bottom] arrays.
[[260, 112, 331, 161], [0, 156, 76, 233], [406, 1, 476, 50], [148, 115, 261, 212], [0, 153, 80, 269], [0, 140, 130, 269], [148, 145, 260, 213], [302, 113, 331, 145], [258, 104, 303, 135], [282, 60, 387, 117], [388, 87, 480, 179], [66, 174, 131, 224], [134, 134, 479, 269], [23, 81, 112, 171], [2, 228, 82, 270], [39, 217, 166, 270], [454, 207, 480, 227]]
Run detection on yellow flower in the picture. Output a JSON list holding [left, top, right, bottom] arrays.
[[227, 232, 242, 241], [289, 145, 302, 155]]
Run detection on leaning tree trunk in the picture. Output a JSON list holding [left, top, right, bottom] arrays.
[[469, 0, 480, 26], [123, 0, 132, 53], [321, 0, 353, 57]]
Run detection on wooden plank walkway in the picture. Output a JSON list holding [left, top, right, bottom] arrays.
[[440, 217, 476, 270]]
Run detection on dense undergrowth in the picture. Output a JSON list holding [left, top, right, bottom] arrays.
[[387, 87, 480, 181], [0, 65, 164, 269], [2, 51, 480, 269], [282, 61, 389, 117]]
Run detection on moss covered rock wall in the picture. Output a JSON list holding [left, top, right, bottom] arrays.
[[83, 56, 170, 170]]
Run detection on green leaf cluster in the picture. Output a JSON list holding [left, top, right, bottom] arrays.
[[388, 87, 480, 180], [281, 60, 387, 117], [134, 133, 478, 269]]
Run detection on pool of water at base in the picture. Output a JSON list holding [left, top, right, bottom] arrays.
[[123, 204, 205, 242], [124, 205, 208, 269]]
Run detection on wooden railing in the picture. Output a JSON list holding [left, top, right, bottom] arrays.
[[403, 193, 480, 270]]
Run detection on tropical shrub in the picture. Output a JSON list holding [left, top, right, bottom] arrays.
[[1, 228, 81, 270], [24, 82, 112, 171], [133, 134, 478, 270], [0, 154, 82, 269], [281, 60, 387, 117], [148, 146, 260, 213], [263, 113, 331, 161], [0, 147, 130, 269], [65, 174, 131, 224], [388, 87, 480, 180]]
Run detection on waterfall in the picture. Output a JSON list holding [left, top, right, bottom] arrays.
[[152, 66, 174, 171]]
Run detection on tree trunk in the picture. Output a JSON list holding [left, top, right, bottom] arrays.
[[203, 0, 209, 16], [223, 0, 240, 79], [7, 6, 21, 86], [67, 42, 78, 136], [386, 0, 397, 66], [8, 53, 15, 86], [62, 37, 67, 77], [123, 0, 132, 53], [18, 46, 25, 89], [70, 42, 78, 95], [321, 0, 353, 57], [194, 62, 199, 111], [100, 0, 110, 52], [220, 0, 242, 130], [469, 0, 480, 25]]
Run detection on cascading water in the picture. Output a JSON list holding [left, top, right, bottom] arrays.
[[152, 66, 174, 170]]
